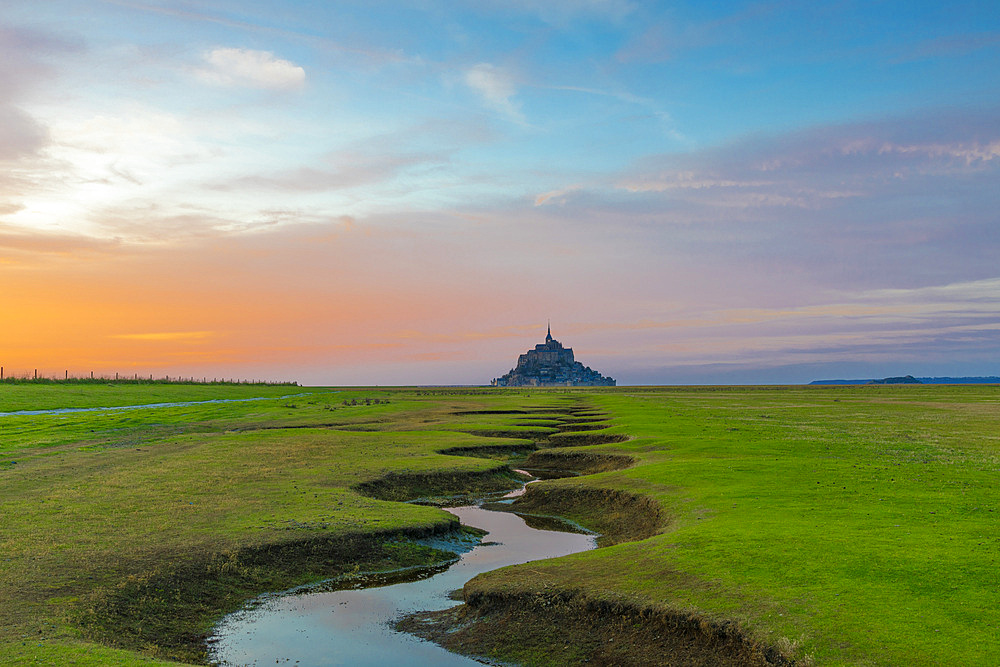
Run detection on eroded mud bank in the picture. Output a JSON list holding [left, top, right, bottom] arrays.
[[459, 427, 558, 440], [79, 523, 464, 664], [547, 431, 630, 447], [510, 483, 665, 546], [439, 443, 539, 459], [401, 591, 791, 667], [403, 477, 794, 666], [555, 422, 617, 432], [208, 505, 596, 666], [78, 462, 526, 664], [77, 400, 788, 666], [401, 406, 796, 666], [353, 465, 523, 501], [522, 450, 635, 475]]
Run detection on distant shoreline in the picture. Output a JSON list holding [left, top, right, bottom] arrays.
[[810, 376, 1000, 385]]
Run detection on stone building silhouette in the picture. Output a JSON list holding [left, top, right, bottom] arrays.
[[492, 325, 615, 387]]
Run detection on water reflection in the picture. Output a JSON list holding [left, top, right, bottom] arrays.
[[208, 504, 595, 666], [0, 394, 306, 418]]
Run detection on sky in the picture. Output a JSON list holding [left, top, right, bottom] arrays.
[[1, 0, 999, 385]]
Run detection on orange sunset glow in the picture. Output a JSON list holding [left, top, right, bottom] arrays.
[[2, 2, 999, 384]]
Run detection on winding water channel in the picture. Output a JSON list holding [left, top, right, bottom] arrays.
[[207, 485, 595, 666]]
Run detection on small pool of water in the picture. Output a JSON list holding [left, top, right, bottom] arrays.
[[207, 503, 595, 666]]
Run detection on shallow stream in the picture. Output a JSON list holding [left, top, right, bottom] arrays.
[[207, 485, 594, 666], [0, 394, 307, 418]]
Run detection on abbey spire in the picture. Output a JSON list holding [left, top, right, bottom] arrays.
[[492, 327, 615, 387]]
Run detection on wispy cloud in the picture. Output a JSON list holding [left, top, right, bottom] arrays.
[[218, 150, 448, 194], [197, 47, 305, 90], [0, 23, 83, 214], [478, 0, 635, 27], [112, 331, 215, 342], [569, 277, 1000, 342], [0, 23, 84, 96], [0, 106, 48, 161], [391, 323, 541, 344], [593, 109, 1000, 282], [0, 229, 121, 256], [103, 0, 411, 66], [615, 21, 674, 64], [618, 110, 1000, 198], [893, 31, 1000, 63], [4, 1, 999, 384], [1, 104, 220, 240], [849, 277, 1000, 310], [534, 185, 582, 206], [464, 63, 524, 123], [571, 275, 1000, 381], [541, 84, 650, 105]]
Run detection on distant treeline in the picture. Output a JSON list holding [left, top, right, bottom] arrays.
[[810, 376, 1000, 385]]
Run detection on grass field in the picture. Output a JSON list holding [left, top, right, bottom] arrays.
[[457, 385, 1000, 665], [1, 383, 997, 664]]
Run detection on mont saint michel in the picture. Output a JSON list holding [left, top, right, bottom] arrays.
[[492, 326, 616, 387]]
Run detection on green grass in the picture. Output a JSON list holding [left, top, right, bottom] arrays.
[[2, 383, 998, 664], [467, 385, 1000, 664], [0, 385, 568, 663], [0, 382, 298, 412]]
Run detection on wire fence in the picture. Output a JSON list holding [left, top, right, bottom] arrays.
[[0, 367, 297, 386]]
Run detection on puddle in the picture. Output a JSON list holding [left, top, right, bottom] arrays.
[[207, 492, 595, 666]]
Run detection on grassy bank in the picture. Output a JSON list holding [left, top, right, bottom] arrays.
[[2, 384, 998, 664], [446, 385, 1000, 665], [0, 385, 562, 664]]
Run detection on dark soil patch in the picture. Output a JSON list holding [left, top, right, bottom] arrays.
[[547, 432, 629, 447], [556, 422, 612, 432], [353, 465, 522, 502], [80, 525, 461, 664], [511, 484, 664, 546], [523, 450, 635, 475], [457, 428, 556, 440], [224, 421, 376, 432], [439, 443, 539, 459], [554, 416, 611, 424], [451, 409, 569, 416], [399, 592, 791, 667]]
